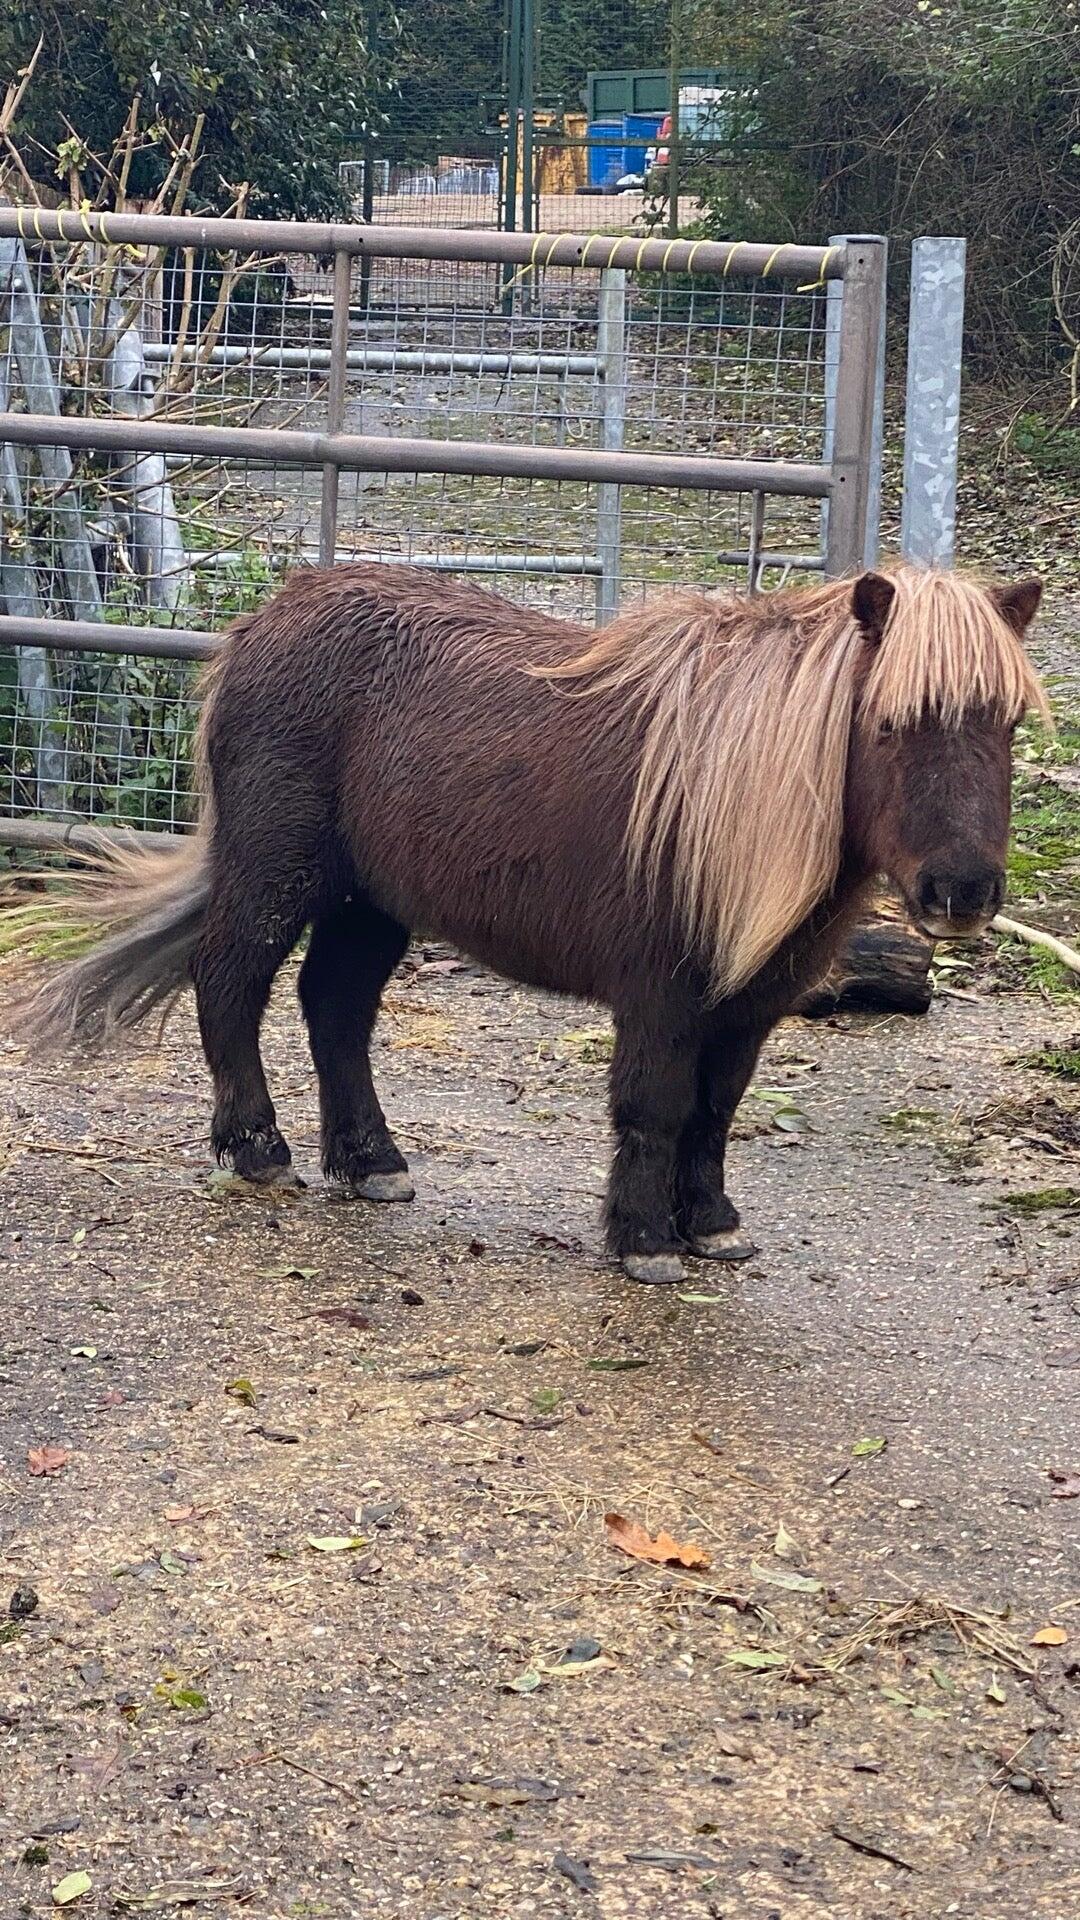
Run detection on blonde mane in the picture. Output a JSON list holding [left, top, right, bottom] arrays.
[[545, 566, 1049, 999]]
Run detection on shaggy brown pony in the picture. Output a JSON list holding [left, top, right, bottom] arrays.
[[22, 562, 1046, 1283]]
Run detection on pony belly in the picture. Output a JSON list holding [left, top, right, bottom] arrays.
[[347, 811, 638, 1006], [389, 885, 621, 1004]]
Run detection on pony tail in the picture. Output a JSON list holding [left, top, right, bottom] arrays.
[[4, 655, 224, 1050], [7, 832, 211, 1050]]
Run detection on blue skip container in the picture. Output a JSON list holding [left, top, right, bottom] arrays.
[[622, 112, 664, 176], [587, 120, 624, 190]]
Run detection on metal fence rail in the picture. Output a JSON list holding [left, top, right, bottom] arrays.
[[0, 210, 883, 844]]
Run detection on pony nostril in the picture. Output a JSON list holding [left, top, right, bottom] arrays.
[[916, 869, 942, 916], [916, 864, 1004, 923]]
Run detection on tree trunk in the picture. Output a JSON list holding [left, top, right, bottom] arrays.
[[799, 898, 934, 1017]]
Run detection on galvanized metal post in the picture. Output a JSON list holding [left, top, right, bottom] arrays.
[[106, 308, 188, 611], [319, 248, 352, 566], [824, 236, 887, 578], [520, 0, 535, 235], [0, 355, 66, 812], [359, 151, 376, 315], [0, 237, 103, 621], [504, 0, 522, 236], [666, 0, 682, 239], [595, 267, 626, 624], [821, 233, 887, 569], [746, 490, 766, 593], [359, 0, 379, 314], [900, 237, 966, 568]]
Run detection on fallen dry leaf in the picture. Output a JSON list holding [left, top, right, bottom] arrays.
[[1030, 1623, 1068, 1647], [1048, 1468, 1080, 1500], [447, 1775, 558, 1808], [604, 1511, 711, 1571], [69, 1731, 125, 1793], [51, 1869, 92, 1907], [773, 1520, 802, 1560], [28, 1444, 70, 1477], [164, 1505, 213, 1525]]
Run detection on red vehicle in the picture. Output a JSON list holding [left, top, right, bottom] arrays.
[[647, 110, 673, 173]]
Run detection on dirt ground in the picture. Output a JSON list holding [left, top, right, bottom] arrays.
[[2, 616, 1079, 1918]]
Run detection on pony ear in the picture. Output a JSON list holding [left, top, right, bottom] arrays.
[[851, 571, 895, 641], [993, 577, 1042, 636]]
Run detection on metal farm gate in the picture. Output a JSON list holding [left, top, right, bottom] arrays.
[[0, 210, 885, 852]]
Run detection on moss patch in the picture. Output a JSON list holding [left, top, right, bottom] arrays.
[[999, 1186, 1080, 1217]]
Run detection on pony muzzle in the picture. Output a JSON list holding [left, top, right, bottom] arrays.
[[911, 860, 1005, 939]]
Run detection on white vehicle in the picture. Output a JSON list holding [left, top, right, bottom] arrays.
[[645, 85, 760, 179]]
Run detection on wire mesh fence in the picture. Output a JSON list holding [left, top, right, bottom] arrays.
[[0, 213, 871, 839]]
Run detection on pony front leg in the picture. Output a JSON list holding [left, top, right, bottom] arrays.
[[676, 1027, 765, 1260], [298, 899, 413, 1202], [605, 1008, 701, 1286]]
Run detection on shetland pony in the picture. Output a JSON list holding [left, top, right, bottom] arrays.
[[22, 563, 1046, 1283]]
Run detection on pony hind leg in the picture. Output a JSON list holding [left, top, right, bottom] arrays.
[[676, 1027, 764, 1261], [298, 897, 413, 1200], [605, 1002, 701, 1286], [192, 875, 310, 1184]]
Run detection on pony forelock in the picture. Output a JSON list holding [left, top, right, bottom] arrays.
[[859, 566, 1050, 733], [541, 565, 1047, 999]]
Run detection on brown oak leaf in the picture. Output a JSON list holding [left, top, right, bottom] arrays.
[[604, 1510, 711, 1571], [27, 1444, 70, 1477]]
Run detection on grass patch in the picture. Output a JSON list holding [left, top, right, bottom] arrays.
[[880, 1106, 941, 1135], [1009, 412, 1080, 483], [994, 936, 1079, 1000], [1006, 774, 1080, 900], [559, 1026, 614, 1065], [0, 894, 104, 965], [1016, 1040, 1080, 1080], [999, 1186, 1080, 1217]]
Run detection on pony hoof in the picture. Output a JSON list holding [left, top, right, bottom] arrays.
[[210, 1166, 305, 1198], [261, 1165, 307, 1192], [624, 1252, 685, 1286], [348, 1170, 416, 1203], [692, 1228, 758, 1262]]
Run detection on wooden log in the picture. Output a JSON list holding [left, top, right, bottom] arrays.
[[798, 898, 935, 1017]]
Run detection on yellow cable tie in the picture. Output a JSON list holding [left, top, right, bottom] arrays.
[[82, 205, 100, 243], [660, 239, 679, 273], [14, 204, 26, 239], [634, 236, 651, 272], [498, 233, 556, 302], [606, 238, 623, 269], [684, 240, 704, 276], [543, 234, 562, 268], [759, 245, 786, 279], [54, 209, 70, 244], [580, 234, 599, 268], [722, 243, 740, 277], [797, 243, 838, 293], [32, 207, 44, 241]]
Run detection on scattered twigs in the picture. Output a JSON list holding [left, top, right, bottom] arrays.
[[823, 1596, 1036, 1678], [239, 1750, 367, 1802]]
